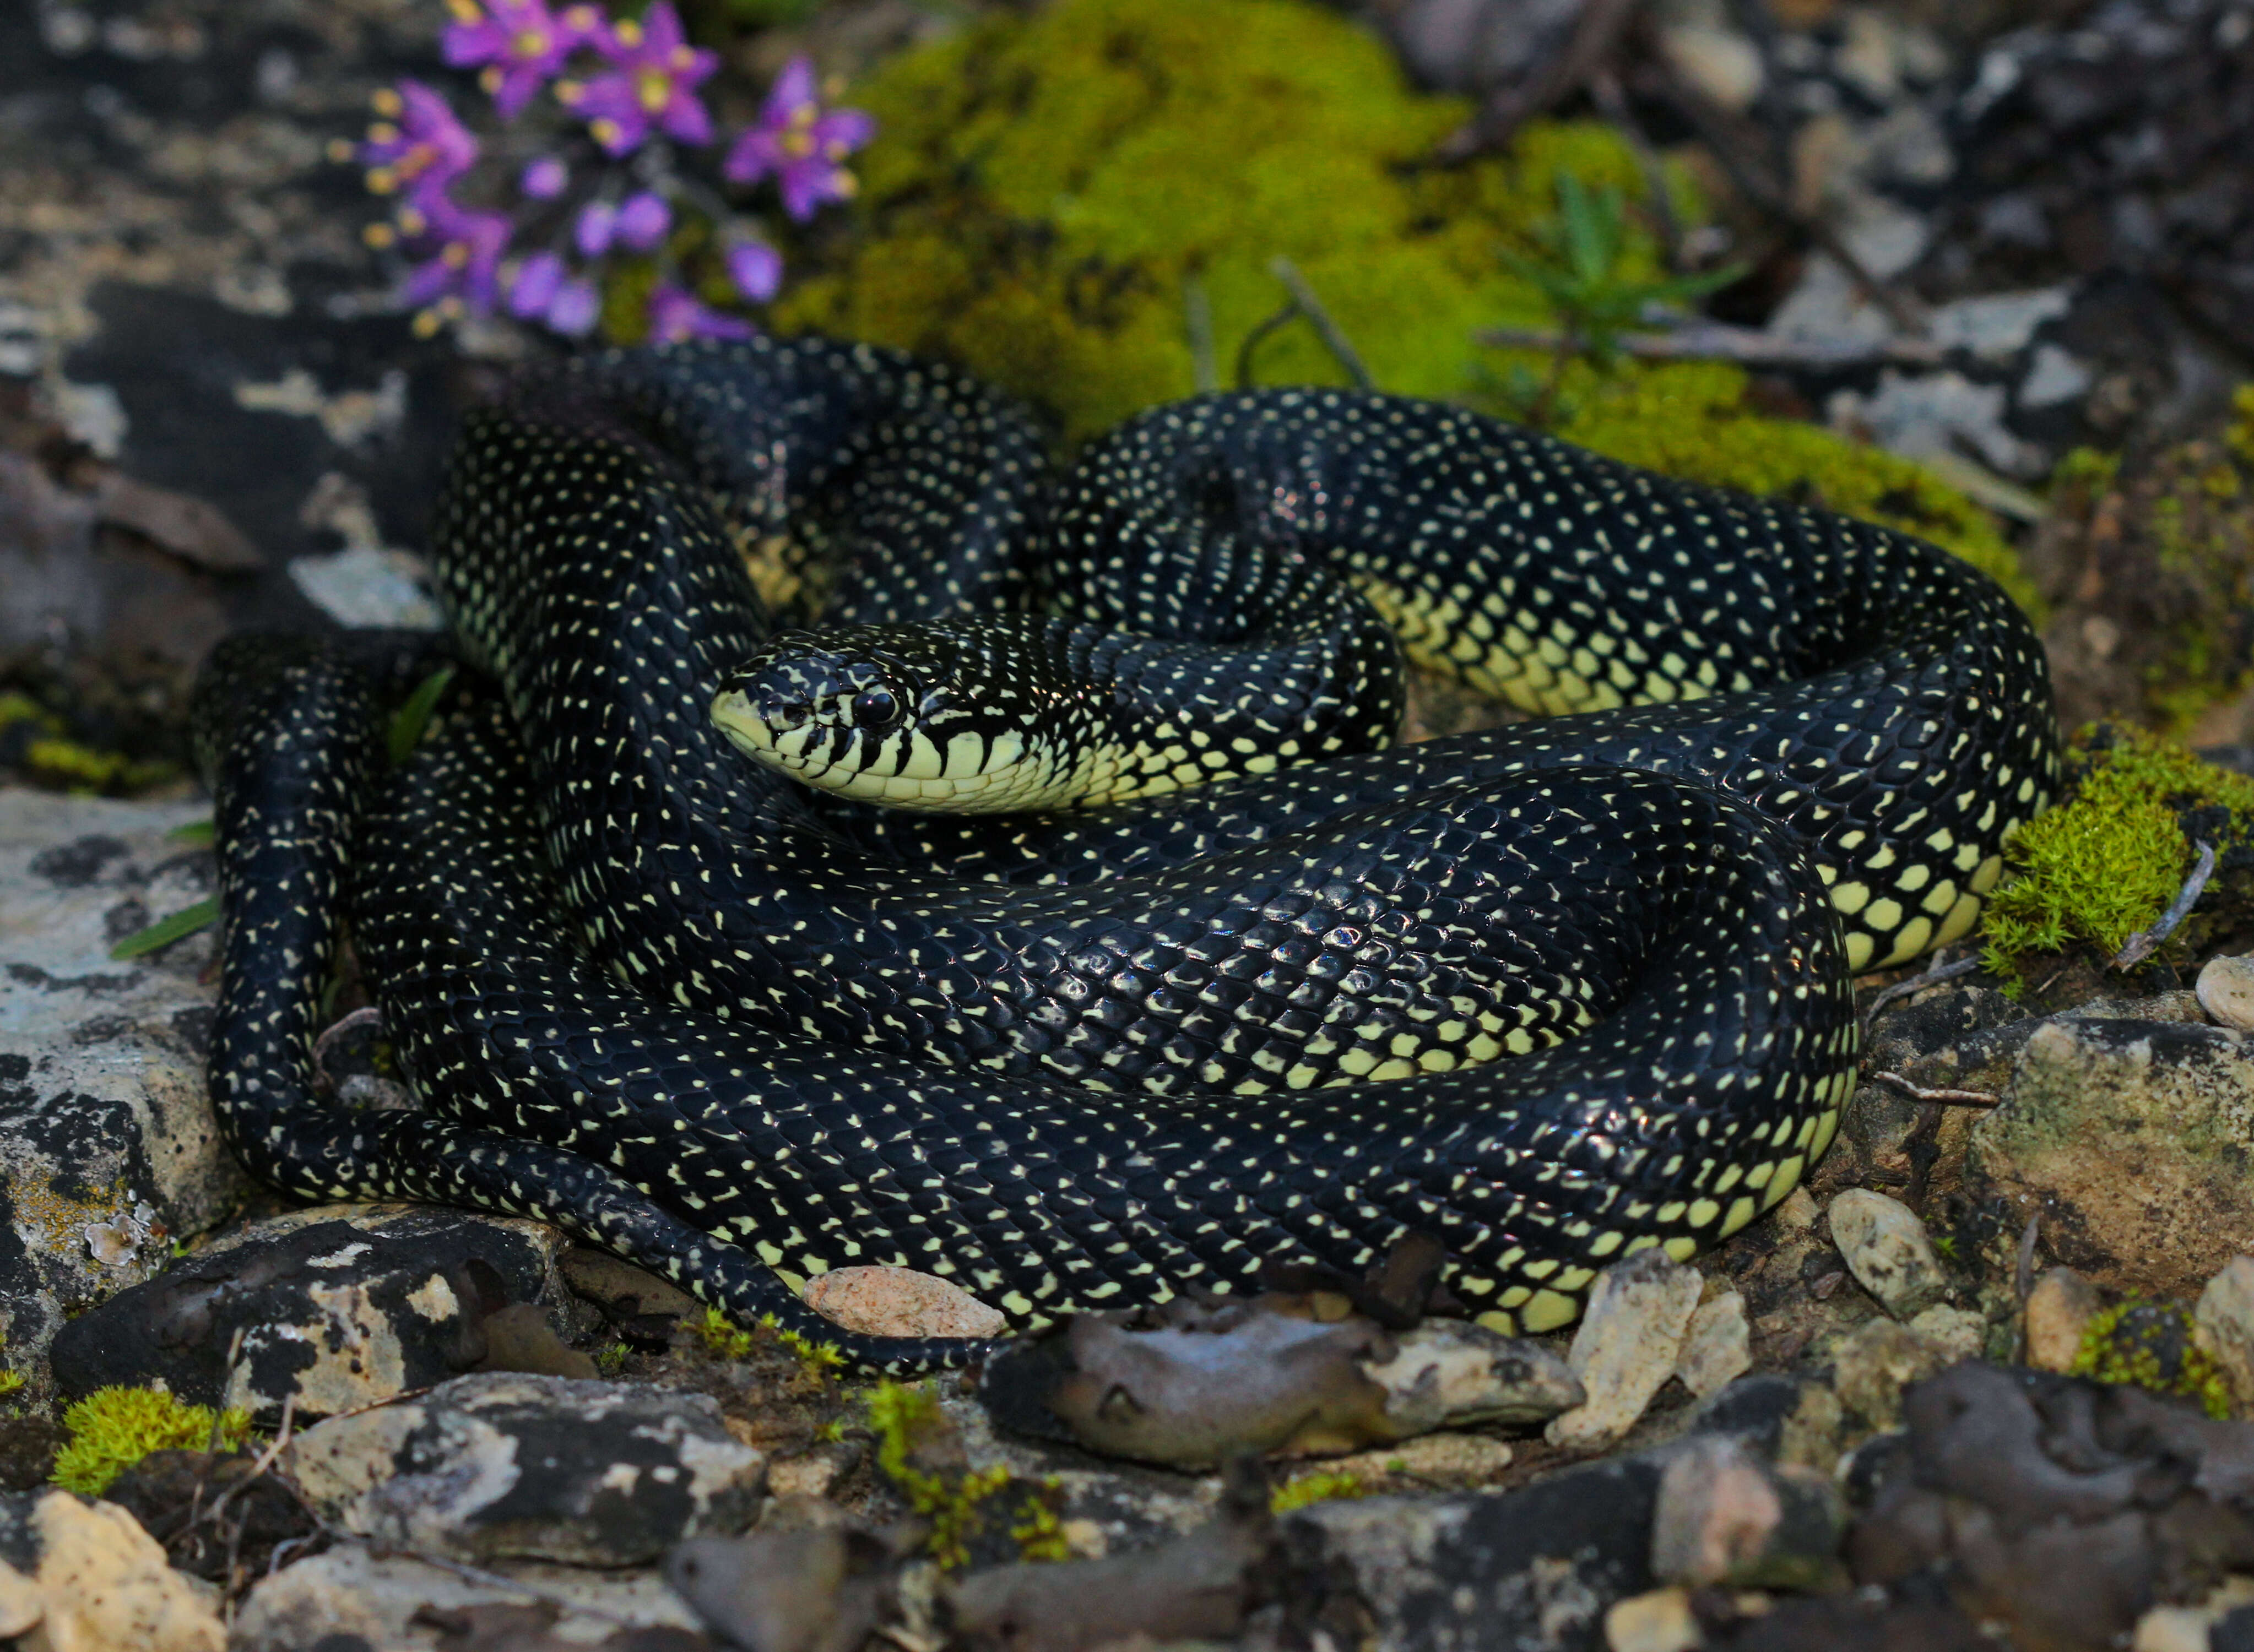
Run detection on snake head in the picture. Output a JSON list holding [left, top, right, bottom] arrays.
[[712, 620, 1092, 812]]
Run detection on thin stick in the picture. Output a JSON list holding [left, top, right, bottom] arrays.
[[1184, 277, 1219, 394], [1475, 321, 1945, 369], [2112, 841, 2217, 968], [1435, 0, 1646, 161], [1861, 953, 1982, 1036], [1269, 257, 1374, 390], [1868, 1070, 2000, 1108]]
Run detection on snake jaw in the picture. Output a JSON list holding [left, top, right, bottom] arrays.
[[713, 621, 1101, 813]]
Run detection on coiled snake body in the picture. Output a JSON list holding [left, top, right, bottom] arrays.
[[197, 338, 2058, 1368]]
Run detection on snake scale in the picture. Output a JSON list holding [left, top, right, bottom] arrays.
[[196, 336, 2059, 1369]]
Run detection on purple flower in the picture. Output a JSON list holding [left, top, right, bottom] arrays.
[[547, 276, 602, 336], [519, 155, 568, 199], [507, 249, 567, 318], [722, 57, 874, 222], [575, 200, 617, 258], [647, 284, 754, 343], [399, 202, 512, 318], [615, 191, 672, 252], [441, 0, 586, 119], [557, 2, 717, 156], [725, 240, 782, 303], [360, 80, 478, 208]]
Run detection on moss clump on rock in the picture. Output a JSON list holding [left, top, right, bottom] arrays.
[[775, 0, 2025, 600], [1979, 727, 2254, 985], [2070, 1298, 2232, 1420], [52, 1387, 251, 1496]]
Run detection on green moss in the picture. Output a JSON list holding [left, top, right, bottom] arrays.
[[867, 1381, 1065, 1568], [777, 0, 1668, 444], [2069, 1298, 2231, 1420], [1979, 728, 2254, 985], [2229, 384, 2254, 470], [778, 0, 2027, 605], [685, 1305, 843, 1374], [1271, 1469, 1368, 1512], [52, 1387, 252, 1496]]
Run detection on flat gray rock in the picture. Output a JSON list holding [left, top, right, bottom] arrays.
[[288, 1371, 767, 1567], [0, 787, 247, 1398], [50, 1203, 594, 1421]]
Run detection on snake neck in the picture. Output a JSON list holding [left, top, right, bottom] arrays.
[[712, 605, 1407, 813]]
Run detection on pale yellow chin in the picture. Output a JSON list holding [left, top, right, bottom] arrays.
[[710, 689, 1071, 814]]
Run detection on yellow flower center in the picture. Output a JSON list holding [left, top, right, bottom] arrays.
[[614, 18, 642, 46], [782, 130, 814, 159], [590, 117, 622, 147], [513, 28, 546, 58], [637, 67, 671, 113]]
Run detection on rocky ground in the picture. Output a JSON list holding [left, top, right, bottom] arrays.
[[5, 0, 2254, 1648]]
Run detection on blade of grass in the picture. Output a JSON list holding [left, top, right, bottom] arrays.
[[167, 818, 215, 845], [110, 896, 218, 961], [387, 665, 457, 767]]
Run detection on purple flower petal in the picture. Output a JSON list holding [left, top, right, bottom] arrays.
[[575, 200, 617, 258], [647, 283, 754, 343], [763, 57, 817, 124], [520, 155, 568, 199], [546, 276, 601, 335], [615, 191, 671, 252], [508, 250, 566, 318], [725, 241, 783, 303], [722, 128, 779, 187]]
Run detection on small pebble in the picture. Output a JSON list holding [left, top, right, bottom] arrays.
[[1605, 1586, 1703, 1652], [1546, 1251, 1703, 1452], [1830, 1318, 1952, 1430], [1906, 1304, 1986, 1362], [2195, 1255, 2254, 1411], [2026, 1266, 2104, 1373], [2196, 955, 2254, 1031], [801, 1267, 1006, 1340], [1673, 1290, 1753, 1400], [1826, 1189, 1948, 1318], [1651, 1435, 1843, 1592]]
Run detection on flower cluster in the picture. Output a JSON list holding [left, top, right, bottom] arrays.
[[348, 0, 872, 341]]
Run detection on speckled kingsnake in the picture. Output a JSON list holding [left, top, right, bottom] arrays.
[[195, 336, 2059, 1370]]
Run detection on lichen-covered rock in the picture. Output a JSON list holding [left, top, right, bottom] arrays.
[[0, 1489, 224, 1651], [0, 788, 250, 1399], [1831, 1317, 1957, 1431], [983, 1297, 1578, 1469], [1271, 1454, 1664, 1648], [231, 1543, 706, 1652], [1828, 1189, 1950, 1319], [2197, 1256, 2254, 1412], [48, 1204, 590, 1421], [1971, 1016, 2254, 1299], [1673, 1290, 1753, 1400], [1545, 1251, 1702, 1451], [286, 1371, 766, 1566]]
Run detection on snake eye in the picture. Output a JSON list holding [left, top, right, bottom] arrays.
[[852, 688, 901, 730]]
